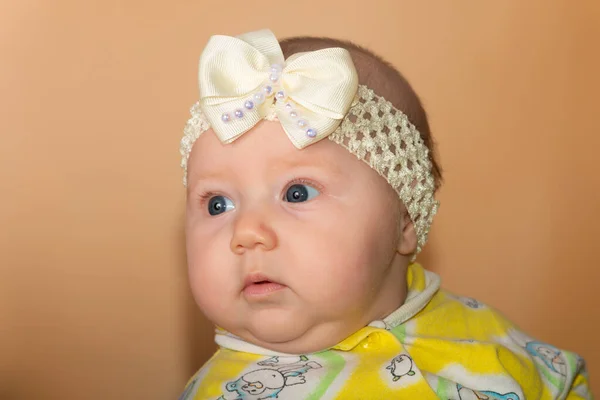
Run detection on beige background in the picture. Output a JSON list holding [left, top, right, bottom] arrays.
[[1, 1, 598, 398]]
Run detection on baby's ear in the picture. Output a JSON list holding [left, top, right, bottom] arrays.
[[397, 210, 417, 256]]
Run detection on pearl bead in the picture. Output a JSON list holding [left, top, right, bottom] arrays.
[[263, 85, 273, 96], [285, 103, 293, 109], [276, 91, 285, 99], [297, 119, 307, 128], [306, 128, 317, 138], [244, 100, 254, 110], [269, 74, 279, 82], [289, 111, 298, 118], [270, 64, 283, 74], [234, 109, 244, 119], [253, 92, 265, 104], [221, 113, 231, 123]]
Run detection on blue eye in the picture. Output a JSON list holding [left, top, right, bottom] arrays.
[[285, 184, 320, 203], [207, 195, 235, 215]]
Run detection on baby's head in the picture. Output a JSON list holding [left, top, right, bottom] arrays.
[[180, 30, 441, 354]]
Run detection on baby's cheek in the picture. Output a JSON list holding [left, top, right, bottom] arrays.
[[188, 265, 235, 324], [302, 252, 374, 303], [307, 236, 394, 306], [186, 242, 235, 312]]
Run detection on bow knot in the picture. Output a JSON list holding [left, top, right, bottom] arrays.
[[198, 29, 359, 148]]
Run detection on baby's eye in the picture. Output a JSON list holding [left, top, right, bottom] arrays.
[[284, 183, 320, 203], [207, 195, 235, 215]]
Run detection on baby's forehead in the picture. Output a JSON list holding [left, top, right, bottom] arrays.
[[188, 121, 350, 180]]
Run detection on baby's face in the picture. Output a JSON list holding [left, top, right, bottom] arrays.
[[185, 121, 411, 353]]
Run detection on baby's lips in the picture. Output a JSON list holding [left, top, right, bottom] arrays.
[[243, 272, 280, 288], [242, 272, 287, 298], [243, 281, 286, 297]]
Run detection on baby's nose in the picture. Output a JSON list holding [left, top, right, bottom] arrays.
[[230, 209, 278, 254]]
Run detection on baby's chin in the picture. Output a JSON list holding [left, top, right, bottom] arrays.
[[224, 310, 353, 354]]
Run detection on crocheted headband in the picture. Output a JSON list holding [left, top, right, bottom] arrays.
[[180, 29, 439, 254]]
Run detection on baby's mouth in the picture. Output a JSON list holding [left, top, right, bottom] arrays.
[[243, 273, 286, 298]]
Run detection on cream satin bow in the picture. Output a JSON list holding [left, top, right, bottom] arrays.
[[198, 29, 359, 149]]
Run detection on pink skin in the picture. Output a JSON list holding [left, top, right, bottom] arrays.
[[185, 120, 417, 354]]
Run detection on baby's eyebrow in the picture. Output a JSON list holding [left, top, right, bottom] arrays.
[[273, 157, 344, 176], [188, 171, 223, 183], [186, 171, 230, 193], [186, 156, 345, 194]]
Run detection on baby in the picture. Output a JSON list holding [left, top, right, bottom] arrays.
[[177, 29, 591, 399]]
